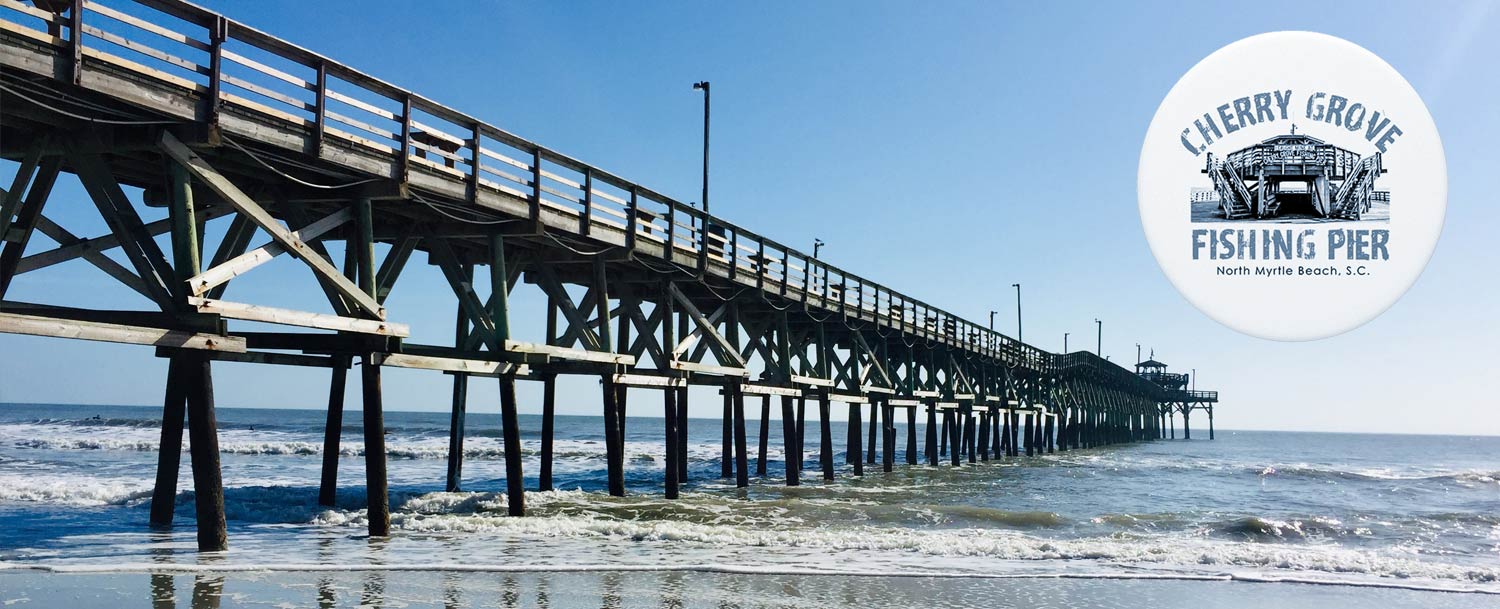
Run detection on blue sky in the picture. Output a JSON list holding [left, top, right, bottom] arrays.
[[2, 1, 1496, 435]]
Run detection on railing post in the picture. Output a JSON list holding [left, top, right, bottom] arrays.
[[398, 94, 412, 185], [755, 241, 765, 289], [624, 186, 638, 252], [727, 227, 738, 280], [468, 123, 482, 204], [207, 16, 227, 127], [530, 148, 543, 227], [580, 168, 593, 236], [663, 199, 675, 263], [779, 247, 788, 297], [69, 2, 84, 85], [312, 61, 328, 156]]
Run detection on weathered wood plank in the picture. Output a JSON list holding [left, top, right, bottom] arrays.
[[0, 312, 244, 351], [187, 296, 409, 337]]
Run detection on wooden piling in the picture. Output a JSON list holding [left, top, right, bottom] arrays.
[[676, 386, 690, 482], [732, 384, 749, 488], [881, 400, 895, 473], [445, 370, 468, 493], [849, 402, 863, 476], [602, 375, 625, 496], [361, 354, 390, 537], [948, 411, 962, 466], [721, 392, 734, 478], [757, 394, 770, 477], [664, 381, 680, 499], [1009, 412, 1021, 457], [965, 408, 977, 464], [149, 356, 188, 527], [977, 411, 990, 461], [905, 405, 917, 465], [795, 396, 806, 475], [819, 392, 834, 481], [499, 374, 526, 513], [939, 412, 950, 457], [1024, 413, 1035, 456], [781, 395, 799, 486], [539, 373, 556, 492], [925, 403, 939, 466], [866, 399, 878, 464], [317, 357, 349, 507]]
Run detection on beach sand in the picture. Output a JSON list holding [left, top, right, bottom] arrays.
[[2, 569, 1495, 609]]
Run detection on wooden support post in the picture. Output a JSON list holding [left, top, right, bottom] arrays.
[[819, 392, 834, 481], [781, 395, 799, 486], [182, 353, 226, 551], [1024, 412, 1035, 456], [756, 395, 770, 477], [948, 411, 962, 466], [499, 373, 526, 512], [149, 357, 188, 527], [539, 374, 556, 491], [721, 390, 734, 478], [602, 375, 625, 496], [1000, 410, 1011, 456], [925, 403, 938, 466], [446, 285, 470, 493], [1046, 412, 1056, 453], [866, 399, 878, 464], [677, 386, 689, 482], [1208, 406, 1215, 440], [881, 400, 895, 473], [906, 405, 918, 465], [664, 381, 680, 499], [965, 407, 977, 464], [732, 384, 749, 488], [795, 396, 806, 476], [1183, 406, 1191, 440], [848, 402, 863, 476], [1010, 412, 1021, 457], [978, 412, 990, 461], [939, 411, 950, 457], [992, 409, 1003, 455], [317, 357, 349, 507], [361, 354, 390, 536]]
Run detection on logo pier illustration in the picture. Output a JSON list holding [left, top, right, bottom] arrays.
[[1192, 123, 1390, 224]]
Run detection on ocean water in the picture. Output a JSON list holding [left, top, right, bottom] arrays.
[[0, 402, 1496, 599]]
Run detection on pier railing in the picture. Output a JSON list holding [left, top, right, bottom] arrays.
[[0, 0, 1138, 382]]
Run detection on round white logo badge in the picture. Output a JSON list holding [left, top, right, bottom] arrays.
[[1138, 32, 1446, 341]]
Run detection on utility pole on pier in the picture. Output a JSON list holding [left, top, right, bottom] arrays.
[[1064, 332, 1069, 353], [692, 81, 710, 214], [989, 310, 997, 331], [1095, 318, 1102, 356], [1012, 283, 1022, 343]]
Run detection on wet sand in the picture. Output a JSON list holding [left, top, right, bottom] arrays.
[[2, 569, 1495, 609]]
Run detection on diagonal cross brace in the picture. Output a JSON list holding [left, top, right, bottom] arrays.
[[159, 132, 385, 320], [669, 283, 746, 368], [187, 208, 352, 299]]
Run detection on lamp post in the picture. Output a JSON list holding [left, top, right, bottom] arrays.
[[813, 238, 824, 259], [989, 310, 997, 331], [1192, 368, 1197, 392], [1136, 343, 1141, 366], [1094, 318, 1102, 356], [1063, 332, 1069, 352], [691, 81, 710, 215], [1012, 283, 1022, 343]]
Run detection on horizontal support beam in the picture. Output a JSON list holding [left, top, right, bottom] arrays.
[[862, 385, 896, 395], [0, 312, 243, 352], [738, 383, 803, 397], [156, 347, 345, 369], [383, 353, 527, 376], [912, 390, 940, 398], [790, 374, 835, 387], [188, 297, 409, 337], [827, 393, 871, 404], [612, 373, 687, 388], [888, 398, 923, 407], [668, 360, 749, 378], [505, 340, 635, 366]]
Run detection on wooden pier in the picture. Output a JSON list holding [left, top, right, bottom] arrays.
[[0, 0, 1218, 550]]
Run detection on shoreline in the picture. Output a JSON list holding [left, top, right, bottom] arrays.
[[3, 561, 1495, 596]]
